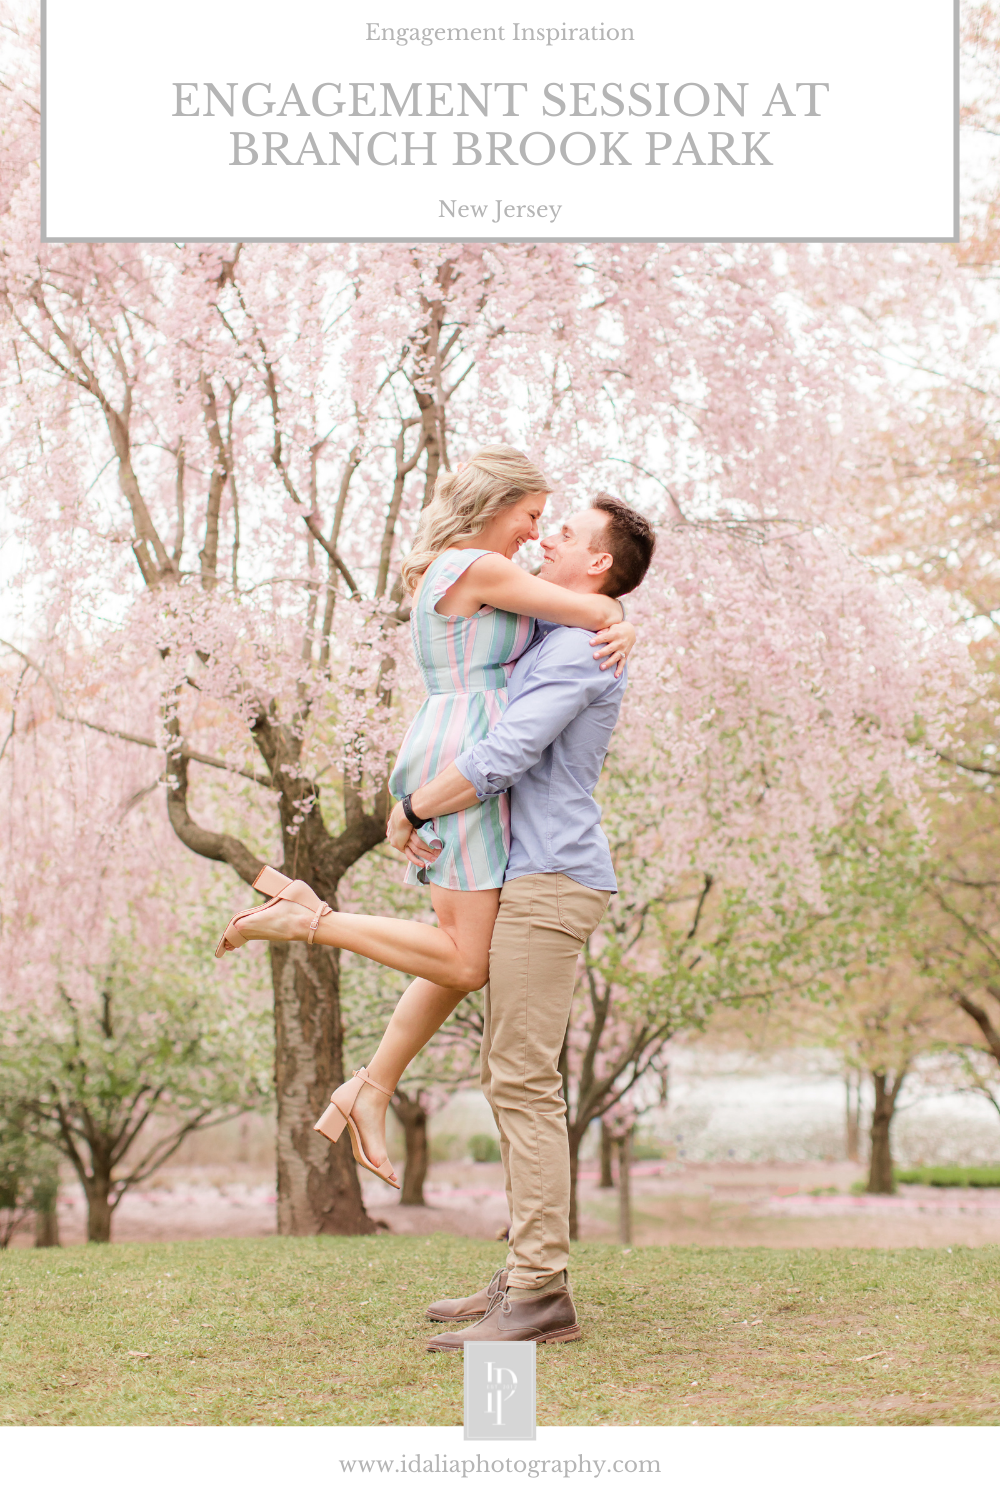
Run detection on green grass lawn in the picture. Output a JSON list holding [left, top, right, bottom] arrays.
[[894, 1166, 1000, 1188], [2, 1236, 998, 1426]]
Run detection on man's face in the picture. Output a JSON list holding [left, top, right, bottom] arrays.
[[538, 509, 612, 591]]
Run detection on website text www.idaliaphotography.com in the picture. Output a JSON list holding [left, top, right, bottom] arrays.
[[340, 1452, 658, 1477]]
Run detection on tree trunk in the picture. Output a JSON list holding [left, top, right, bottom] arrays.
[[85, 1182, 113, 1243], [34, 1207, 60, 1248], [866, 1070, 899, 1195], [32, 1170, 61, 1248], [270, 941, 378, 1236], [600, 1119, 615, 1188], [568, 1127, 585, 1241], [845, 1070, 862, 1162], [617, 1129, 633, 1245], [391, 1089, 429, 1207]]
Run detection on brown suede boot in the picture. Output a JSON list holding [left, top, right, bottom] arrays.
[[425, 1284, 581, 1352], [426, 1268, 508, 1322]]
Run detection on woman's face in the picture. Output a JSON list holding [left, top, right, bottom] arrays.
[[478, 491, 548, 559]]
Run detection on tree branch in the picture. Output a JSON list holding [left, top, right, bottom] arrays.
[[936, 749, 1000, 778], [116, 1108, 250, 1193], [376, 419, 425, 597], [956, 991, 1000, 1069], [166, 753, 264, 885], [686, 873, 714, 941], [0, 640, 273, 787], [227, 275, 361, 596], [198, 373, 228, 590]]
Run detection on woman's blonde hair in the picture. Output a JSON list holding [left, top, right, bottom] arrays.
[[401, 445, 552, 592]]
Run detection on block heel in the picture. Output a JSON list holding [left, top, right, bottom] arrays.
[[313, 1101, 348, 1143], [312, 1067, 400, 1189]]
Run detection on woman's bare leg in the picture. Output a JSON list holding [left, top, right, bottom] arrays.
[[233, 884, 500, 993], [344, 886, 499, 1170], [351, 975, 469, 1176], [233, 884, 500, 1174]]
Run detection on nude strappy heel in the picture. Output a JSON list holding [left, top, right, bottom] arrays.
[[215, 864, 332, 959], [314, 1067, 400, 1188]]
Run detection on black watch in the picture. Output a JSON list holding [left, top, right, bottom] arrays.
[[401, 792, 429, 830]]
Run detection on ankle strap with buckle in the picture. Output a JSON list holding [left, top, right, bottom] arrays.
[[307, 902, 332, 943]]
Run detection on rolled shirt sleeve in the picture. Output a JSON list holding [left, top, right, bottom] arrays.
[[455, 630, 610, 799]]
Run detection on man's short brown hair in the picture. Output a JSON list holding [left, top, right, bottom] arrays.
[[590, 494, 656, 597]]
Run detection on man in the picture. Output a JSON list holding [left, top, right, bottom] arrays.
[[385, 494, 656, 1350]]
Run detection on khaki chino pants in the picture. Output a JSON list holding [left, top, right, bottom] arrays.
[[481, 872, 610, 1291]]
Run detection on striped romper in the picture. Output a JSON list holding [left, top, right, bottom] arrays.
[[388, 548, 535, 891]]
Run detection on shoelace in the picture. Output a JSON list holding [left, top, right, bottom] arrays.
[[490, 1280, 565, 1316], [484, 1270, 510, 1316]]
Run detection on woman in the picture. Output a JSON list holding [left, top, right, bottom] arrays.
[[216, 447, 635, 1187]]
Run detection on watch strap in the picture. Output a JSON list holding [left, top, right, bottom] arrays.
[[402, 792, 429, 830]]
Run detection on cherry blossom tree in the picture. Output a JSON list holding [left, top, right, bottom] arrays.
[[799, 955, 955, 1195], [0, 1113, 59, 1250], [905, 788, 1000, 1123], [829, 7, 1000, 1101], [0, 3, 976, 1236], [559, 747, 962, 1231], [0, 689, 273, 1241]]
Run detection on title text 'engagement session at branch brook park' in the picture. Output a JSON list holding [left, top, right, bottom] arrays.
[[4, 0, 1000, 1479]]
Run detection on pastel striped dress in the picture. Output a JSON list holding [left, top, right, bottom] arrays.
[[389, 548, 535, 890]]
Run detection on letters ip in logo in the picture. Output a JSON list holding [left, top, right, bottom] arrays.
[[464, 1342, 536, 1441], [486, 1360, 517, 1427]]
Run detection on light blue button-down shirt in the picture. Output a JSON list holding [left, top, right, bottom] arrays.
[[454, 621, 626, 892]]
